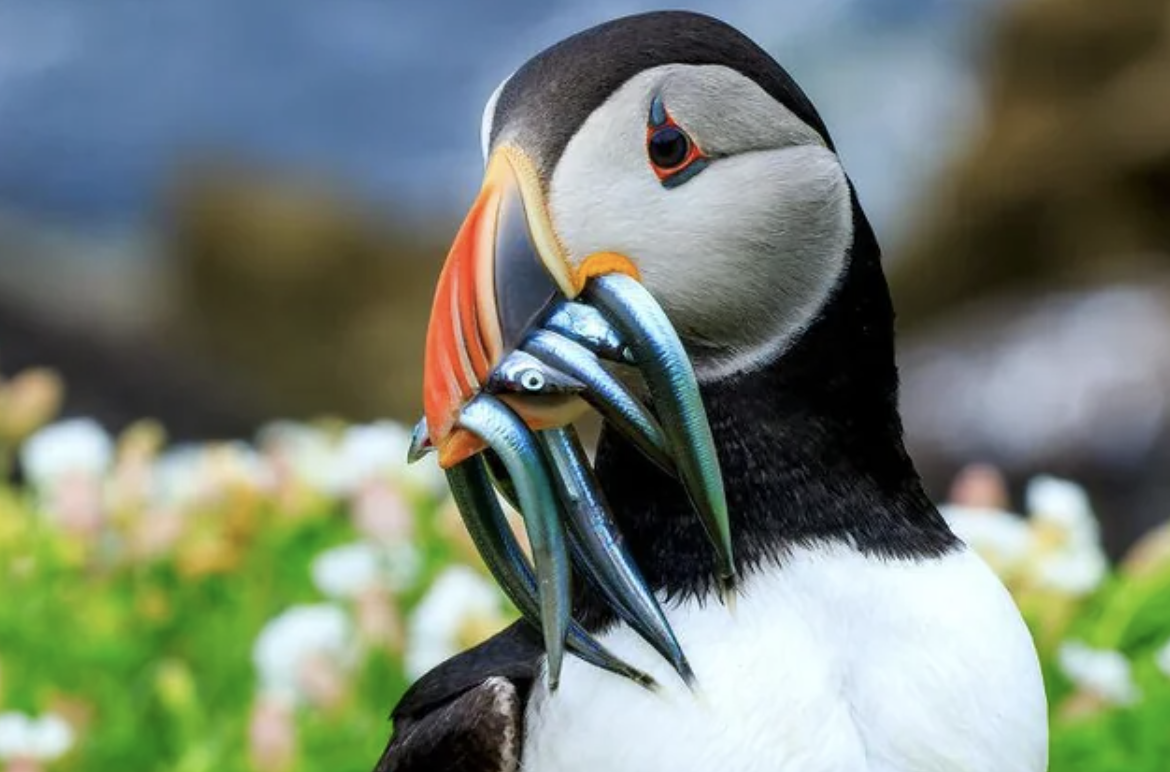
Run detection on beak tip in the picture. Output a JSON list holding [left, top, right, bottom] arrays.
[[407, 418, 434, 464]]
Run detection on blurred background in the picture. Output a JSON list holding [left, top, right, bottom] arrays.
[[2, 1, 1170, 771]]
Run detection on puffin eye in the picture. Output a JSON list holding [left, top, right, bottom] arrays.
[[648, 126, 690, 171], [645, 96, 707, 187]]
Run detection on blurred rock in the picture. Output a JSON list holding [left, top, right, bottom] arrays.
[[0, 294, 260, 442], [164, 161, 444, 423], [892, 0, 1170, 552], [892, 0, 1170, 322]]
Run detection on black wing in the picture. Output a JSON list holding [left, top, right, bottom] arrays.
[[374, 621, 544, 772]]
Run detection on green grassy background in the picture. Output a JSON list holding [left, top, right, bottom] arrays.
[[0, 411, 1168, 772]]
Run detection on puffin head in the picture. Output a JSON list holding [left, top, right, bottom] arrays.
[[414, 11, 884, 691], [487, 18, 851, 383]]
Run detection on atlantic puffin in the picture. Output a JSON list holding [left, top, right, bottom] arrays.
[[376, 11, 1048, 772]]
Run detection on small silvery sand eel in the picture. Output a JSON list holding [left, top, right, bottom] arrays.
[[376, 11, 1048, 772]]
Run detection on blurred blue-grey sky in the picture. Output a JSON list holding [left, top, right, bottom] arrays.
[[0, 0, 1001, 251]]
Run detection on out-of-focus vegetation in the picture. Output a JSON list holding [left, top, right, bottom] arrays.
[[892, 0, 1170, 326], [165, 166, 446, 423], [889, 0, 1170, 551], [942, 466, 1170, 772], [0, 368, 1168, 771], [0, 365, 521, 772], [1, 1, 1169, 770]]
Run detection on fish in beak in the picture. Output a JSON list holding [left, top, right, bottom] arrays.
[[414, 145, 734, 690]]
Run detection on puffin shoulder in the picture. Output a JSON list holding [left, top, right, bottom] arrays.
[[374, 621, 543, 772]]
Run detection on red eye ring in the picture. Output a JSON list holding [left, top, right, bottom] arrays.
[[646, 99, 707, 186]]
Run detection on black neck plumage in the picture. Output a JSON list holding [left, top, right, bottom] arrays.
[[581, 194, 956, 627]]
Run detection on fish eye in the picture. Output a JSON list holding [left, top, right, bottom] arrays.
[[520, 370, 546, 392]]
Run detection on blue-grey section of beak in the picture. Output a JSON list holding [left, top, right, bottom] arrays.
[[494, 177, 561, 351]]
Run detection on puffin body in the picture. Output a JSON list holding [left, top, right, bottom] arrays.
[[377, 11, 1047, 772], [525, 547, 1042, 771]]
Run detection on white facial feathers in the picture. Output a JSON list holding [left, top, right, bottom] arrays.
[[547, 64, 853, 381], [481, 72, 513, 165]]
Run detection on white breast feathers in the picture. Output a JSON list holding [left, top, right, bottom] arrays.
[[522, 544, 1048, 772]]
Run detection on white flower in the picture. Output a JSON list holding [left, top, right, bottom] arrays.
[[311, 541, 421, 599], [25, 714, 73, 760], [312, 543, 381, 599], [331, 422, 409, 495], [208, 441, 277, 493], [947, 475, 1110, 595], [1026, 477, 1108, 595], [20, 418, 113, 492], [340, 421, 449, 499], [150, 445, 209, 509], [0, 713, 32, 760], [0, 712, 74, 761], [398, 451, 449, 501], [257, 421, 342, 495], [405, 567, 507, 679], [252, 603, 354, 706], [1028, 476, 1100, 544], [1031, 548, 1108, 595], [379, 544, 422, 590], [1057, 641, 1140, 706], [940, 504, 1031, 573], [257, 419, 447, 501], [1156, 639, 1170, 678], [149, 442, 275, 511]]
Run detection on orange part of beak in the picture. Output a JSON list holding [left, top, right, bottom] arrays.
[[424, 148, 599, 469], [423, 175, 499, 468]]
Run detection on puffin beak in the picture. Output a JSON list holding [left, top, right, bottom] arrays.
[[417, 145, 733, 690]]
